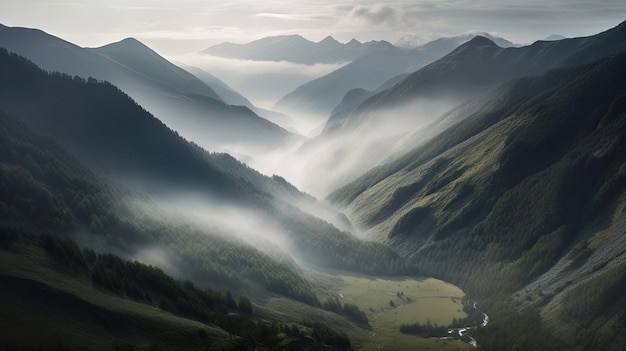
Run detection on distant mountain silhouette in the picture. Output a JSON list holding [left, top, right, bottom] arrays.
[[203, 34, 395, 64], [330, 20, 626, 134], [0, 25, 297, 154], [274, 46, 436, 117], [91, 37, 223, 101], [182, 64, 296, 129], [275, 32, 517, 119], [400, 32, 518, 55]]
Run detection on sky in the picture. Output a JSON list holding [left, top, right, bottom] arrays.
[[1, 1, 625, 55]]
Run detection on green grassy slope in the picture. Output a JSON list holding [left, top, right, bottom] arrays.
[[0, 233, 358, 351], [329, 51, 626, 350], [0, 236, 244, 351]]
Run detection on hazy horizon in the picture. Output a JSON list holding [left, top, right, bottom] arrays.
[[2, 1, 625, 56]]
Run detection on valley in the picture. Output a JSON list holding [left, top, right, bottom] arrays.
[[0, 7, 626, 351]]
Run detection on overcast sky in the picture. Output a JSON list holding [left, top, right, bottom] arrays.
[[1, 0, 625, 54]]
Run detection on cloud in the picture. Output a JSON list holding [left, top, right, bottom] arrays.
[[255, 13, 323, 21], [169, 53, 345, 109], [346, 3, 399, 26]]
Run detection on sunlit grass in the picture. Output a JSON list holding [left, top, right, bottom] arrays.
[[337, 274, 470, 351]]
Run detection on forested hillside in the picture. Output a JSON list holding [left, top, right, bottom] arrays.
[[0, 231, 353, 350], [330, 50, 626, 350], [0, 48, 414, 291]]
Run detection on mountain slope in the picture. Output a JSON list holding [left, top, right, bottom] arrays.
[[0, 61, 360, 348], [0, 232, 356, 350], [90, 37, 223, 101], [274, 47, 436, 117], [331, 20, 626, 133], [412, 32, 518, 57], [0, 48, 411, 281], [203, 34, 394, 64], [0, 24, 296, 154], [182, 64, 254, 107], [0, 100, 323, 304], [183, 64, 297, 129], [329, 51, 626, 350], [275, 32, 517, 119]]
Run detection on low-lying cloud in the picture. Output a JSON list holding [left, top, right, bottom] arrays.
[[171, 53, 345, 108], [241, 97, 460, 199]]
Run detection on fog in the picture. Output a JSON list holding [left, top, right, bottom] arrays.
[[239, 97, 461, 199], [160, 51, 465, 199], [171, 53, 346, 110], [149, 193, 293, 259]]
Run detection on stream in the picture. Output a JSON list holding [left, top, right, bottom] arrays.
[[446, 302, 489, 348]]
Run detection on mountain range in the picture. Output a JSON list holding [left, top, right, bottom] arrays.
[[0, 25, 298, 156], [328, 26, 626, 351], [2, 18, 626, 351], [284, 20, 626, 198], [330, 20, 626, 134], [203, 34, 395, 64], [274, 32, 518, 119]]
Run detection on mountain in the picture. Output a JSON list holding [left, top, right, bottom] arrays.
[[330, 20, 626, 134], [0, 48, 411, 279], [290, 22, 626, 198], [182, 64, 254, 107], [0, 79, 360, 348], [0, 24, 297, 155], [274, 46, 437, 117], [411, 32, 518, 56], [183, 64, 297, 130], [90, 37, 223, 101], [203, 34, 395, 64], [0, 96, 322, 304], [329, 49, 626, 351], [274, 32, 517, 124]]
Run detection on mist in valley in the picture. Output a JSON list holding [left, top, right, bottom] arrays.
[[3, 10, 626, 351], [175, 86, 462, 200], [173, 52, 346, 114]]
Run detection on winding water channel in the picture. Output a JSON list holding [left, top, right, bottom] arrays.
[[446, 302, 489, 348]]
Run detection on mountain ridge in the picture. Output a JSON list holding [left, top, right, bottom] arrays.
[[329, 49, 626, 350], [328, 20, 626, 135], [0, 24, 297, 154], [274, 32, 517, 120], [203, 34, 396, 64]]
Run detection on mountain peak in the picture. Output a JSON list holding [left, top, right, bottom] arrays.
[[319, 35, 340, 45], [268, 34, 309, 43], [347, 39, 362, 46], [94, 37, 151, 53], [119, 37, 142, 45], [465, 35, 499, 47], [543, 34, 566, 41], [447, 35, 499, 55]]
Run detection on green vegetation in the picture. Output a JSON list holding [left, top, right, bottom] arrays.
[[331, 274, 469, 351], [0, 48, 416, 284], [322, 296, 369, 325], [0, 232, 353, 350], [399, 321, 448, 337], [330, 49, 626, 350], [0, 105, 321, 304]]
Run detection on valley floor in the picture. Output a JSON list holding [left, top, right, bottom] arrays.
[[258, 269, 473, 351]]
